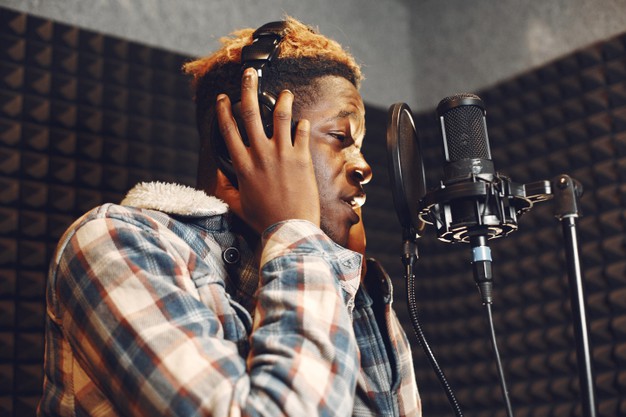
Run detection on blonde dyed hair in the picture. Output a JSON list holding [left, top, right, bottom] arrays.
[[183, 16, 363, 89]]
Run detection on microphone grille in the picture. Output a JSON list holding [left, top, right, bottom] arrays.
[[438, 93, 489, 161]]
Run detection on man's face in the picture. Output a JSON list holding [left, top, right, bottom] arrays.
[[298, 76, 372, 247]]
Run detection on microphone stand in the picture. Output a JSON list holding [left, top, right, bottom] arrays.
[[552, 175, 597, 417]]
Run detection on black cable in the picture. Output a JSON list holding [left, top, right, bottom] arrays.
[[485, 302, 514, 417], [405, 258, 464, 417]]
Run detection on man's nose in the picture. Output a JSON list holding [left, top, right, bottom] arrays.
[[348, 153, 372, 185]]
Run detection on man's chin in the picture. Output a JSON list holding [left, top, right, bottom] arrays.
[[320, 223, 350, 248]]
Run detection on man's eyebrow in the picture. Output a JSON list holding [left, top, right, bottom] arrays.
[[330, 110, 361, 121], [326, 110, 367, 139]]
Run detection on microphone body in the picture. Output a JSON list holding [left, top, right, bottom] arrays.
[[419, 94, 533, 244], [385, 93, 551, 257]]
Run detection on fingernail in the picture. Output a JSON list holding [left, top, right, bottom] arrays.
[[216, 94, 227, 102], [243, 67, 256, 79]]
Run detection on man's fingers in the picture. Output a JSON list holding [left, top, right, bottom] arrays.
[[273, 90, 294, 150], [216, 94, 247, 167], [240, 68, 266, 147], [293, 119, 310, 151]]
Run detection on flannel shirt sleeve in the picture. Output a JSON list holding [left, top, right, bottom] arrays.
[[47, 210, 361, 417]]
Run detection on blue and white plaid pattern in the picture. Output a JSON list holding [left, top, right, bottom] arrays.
[[39, 183, 421, 416]]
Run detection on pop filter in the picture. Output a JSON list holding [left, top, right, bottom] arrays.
[[386, 103, 427, 237]]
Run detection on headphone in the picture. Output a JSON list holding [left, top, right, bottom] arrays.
[[214, 21, 290, 187]]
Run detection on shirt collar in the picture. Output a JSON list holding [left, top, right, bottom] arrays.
[[121, 181, 260, 314], [121, 181, 229, 217]]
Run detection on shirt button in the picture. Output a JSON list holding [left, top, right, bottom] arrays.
[[222, 247, 240, 265]]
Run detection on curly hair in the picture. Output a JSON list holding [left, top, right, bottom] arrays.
[[183, 16, 363, 93], [182, 17, 364, 191]]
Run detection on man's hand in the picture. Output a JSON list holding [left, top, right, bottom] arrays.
[[214, 169, 243, 220], [215, 68, 320, 234]]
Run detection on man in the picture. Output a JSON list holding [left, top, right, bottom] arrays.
[[39, 17, 421, 416]]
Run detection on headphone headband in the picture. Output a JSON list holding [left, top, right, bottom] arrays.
[[252, 21, 289, 37], [241, 21, 288, 94]]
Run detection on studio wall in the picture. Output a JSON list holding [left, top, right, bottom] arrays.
[[1, 3, 626, 417], [410, 0, 626, 110], [0, 0, 415, 110], [3, 0, 626, 111]]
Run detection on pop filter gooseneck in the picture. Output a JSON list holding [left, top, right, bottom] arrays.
[[386, 103, 464, 417]]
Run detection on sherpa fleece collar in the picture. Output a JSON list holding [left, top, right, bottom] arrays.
[[121, 182, 229, 217]]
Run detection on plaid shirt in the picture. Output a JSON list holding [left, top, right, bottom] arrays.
[[39, 182, 421, 417]]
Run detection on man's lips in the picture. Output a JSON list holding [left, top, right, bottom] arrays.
[[342, 193, 366, 209], [341, 194, 366, 226]]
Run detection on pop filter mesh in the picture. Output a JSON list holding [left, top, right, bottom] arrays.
[[399, 108, 424, 213], [387, 103, 426, 233]]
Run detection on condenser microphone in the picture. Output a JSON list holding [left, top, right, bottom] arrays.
[[386, 94, 550, 254], [433, 94, 500, 302], [420, 93, 549, 303], [419, 94, 535, 245]]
